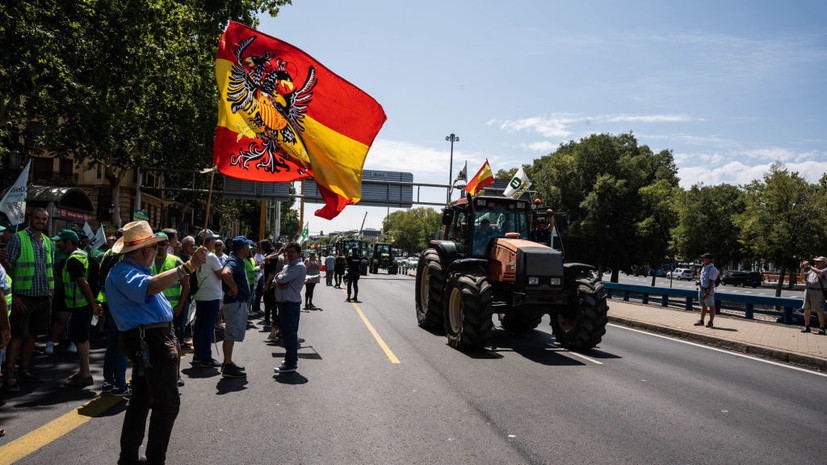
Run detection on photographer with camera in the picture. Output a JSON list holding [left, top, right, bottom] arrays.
[[800, 256, 827, 335]]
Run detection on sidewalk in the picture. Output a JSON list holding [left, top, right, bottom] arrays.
[[608, 298, 827, 372]]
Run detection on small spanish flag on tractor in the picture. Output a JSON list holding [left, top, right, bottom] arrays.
[[214, 21, 387, 219], [464, 160, 495, 196]]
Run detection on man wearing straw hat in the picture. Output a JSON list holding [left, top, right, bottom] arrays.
[[105, 221, 207, 465]]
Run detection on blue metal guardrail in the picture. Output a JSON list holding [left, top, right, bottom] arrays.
[[600, 282, 803, 325]]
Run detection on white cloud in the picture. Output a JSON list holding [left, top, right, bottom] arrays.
[[521, 141, 555, 152], [677, 153, 827, 188], [495, 113, 700, 141]]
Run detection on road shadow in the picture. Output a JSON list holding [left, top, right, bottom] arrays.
[[709, 326, 738, 332], [181, 366, 219, 379], [273, 372, 308, 385], [462, 328, 622, 365], [216, 377, 248, 395], [15, 387, 97, 408]]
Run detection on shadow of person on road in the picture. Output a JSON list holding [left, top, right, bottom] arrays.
[[708, 326, 738, 332], [216, 377, 248, 395], [273, 372, 308, 385], [181, 366, 220, 379]]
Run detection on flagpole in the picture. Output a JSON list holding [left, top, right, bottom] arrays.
[[445, 133, 459, 204], [203, 166, 216, 247]]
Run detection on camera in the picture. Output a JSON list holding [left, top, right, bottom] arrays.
[[804, 266, 811, 272]]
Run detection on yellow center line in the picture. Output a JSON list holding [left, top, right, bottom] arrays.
[[0, 395, 122, 465], [350, 299, 401, 364]]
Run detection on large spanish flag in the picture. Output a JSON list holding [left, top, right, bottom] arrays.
[[464, 160, 494, 196], [214, 21, 386, 219]]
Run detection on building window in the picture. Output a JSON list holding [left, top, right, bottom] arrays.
[[59, 159, 73, 180], [97, 164, 102, 179], [33, 157, 54, 180]]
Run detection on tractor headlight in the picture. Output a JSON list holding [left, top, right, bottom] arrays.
[[528, 277, 539, 286], [549, 277, 561, 286]]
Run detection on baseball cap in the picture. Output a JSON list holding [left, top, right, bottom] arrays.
[[199, 229, 217, 241], [700, 253, 713, 259], [231, 235, 253, 248], [52, 229, 79, 244]]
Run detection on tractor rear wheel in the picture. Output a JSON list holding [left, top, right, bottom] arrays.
[[415, 249, 444, 330], [444, 273, 493, 349], [550, 278, 608, 350]]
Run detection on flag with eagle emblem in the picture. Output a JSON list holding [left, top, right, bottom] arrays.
[[214, 21, 387, 219]]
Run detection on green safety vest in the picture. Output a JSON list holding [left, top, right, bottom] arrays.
[[96, 249, 121, 303], [12, 231, 54, 292], [3, 274, 11, 313], [245, 256, 256, 285], [152, 254, 182, 307], [62, 250, 90, 309]]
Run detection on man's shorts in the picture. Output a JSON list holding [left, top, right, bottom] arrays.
[[10, 295, 51, 338], [67, 305, 93, 343], [222, 301, 248, 342], [698, 288, 716, 307], [804, 289, 826, 314]]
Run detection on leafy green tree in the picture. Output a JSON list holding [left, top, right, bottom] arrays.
[[382, 208, 442, 255], [0, 0, 291, 224], [738, 164, 826, 295], [670, 183, 745, 268], [529, 133, 679, 281]]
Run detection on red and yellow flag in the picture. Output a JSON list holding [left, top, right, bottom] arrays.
[[464, 160, 494, 196], [214, 21, 386, 219]]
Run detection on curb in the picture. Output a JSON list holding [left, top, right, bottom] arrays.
[[608, 315, 827, 373]]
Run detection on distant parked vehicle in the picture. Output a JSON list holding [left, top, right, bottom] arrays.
[[666, 268, 694, 280], [721, 271, 763, 288], [406, 257, 418, 268]]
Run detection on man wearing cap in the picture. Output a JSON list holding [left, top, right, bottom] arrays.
[[52, 229, 101, 387], [219, 236, 253, 378], [191, 229, 224, 368], [799, 256, 827, 334], [273, 242, 306, 373], [694, 253, 719, 328], [3, 207, 53, 392], [106, 221, 207, 465]]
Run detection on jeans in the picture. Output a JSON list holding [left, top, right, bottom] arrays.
[[118, 327, 180, 465], [325, 271, 333, 286], [277, 301, 301, 367], [173, 297, 190, 343], [252, 275, 264, 313], [347, 277, 359, 299], [193, 300, 220, 361], [103, 304, 128, 389], [305, 283, 316, 306]]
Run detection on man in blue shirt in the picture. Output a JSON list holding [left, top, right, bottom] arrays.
[[273, 242, 306, 373], [219, 236, 252, 378], [694, 253, 719, 328], [106, 221, 206, 465]]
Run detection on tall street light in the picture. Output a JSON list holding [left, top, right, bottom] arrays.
[[445, 133, 459, 204]]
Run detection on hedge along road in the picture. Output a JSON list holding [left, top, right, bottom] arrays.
[[2, 273, 825, 464]]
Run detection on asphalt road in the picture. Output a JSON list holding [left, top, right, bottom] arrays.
[[3, 273, 826, 464]]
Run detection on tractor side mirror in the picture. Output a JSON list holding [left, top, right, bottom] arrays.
[[442, 209, 454, 226]]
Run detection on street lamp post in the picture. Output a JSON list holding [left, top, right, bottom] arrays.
[[445, 133, 459, 204]]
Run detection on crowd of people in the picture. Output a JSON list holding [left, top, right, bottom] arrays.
[[0, 209, 353, 463]]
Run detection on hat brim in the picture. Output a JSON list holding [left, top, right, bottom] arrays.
[[112, 235, 165, 254]]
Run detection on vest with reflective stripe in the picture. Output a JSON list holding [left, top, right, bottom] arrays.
[[244, 256, 255, 285], [152, 254, 182, 307], [96, 249, 120, 303], [12, 231, 54, 291], [3, 274, 11, 311], [62, 250, 90, 309]]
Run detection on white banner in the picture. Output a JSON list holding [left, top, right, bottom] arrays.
[[503, 167, 532, 199], [0, 160, 31, 225], [90, 226, 107, 251], [298, 222, 309, 244], [83, 221, 95, 241]]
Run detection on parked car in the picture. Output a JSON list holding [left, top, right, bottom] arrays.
[[721, 271, 763, 288], [666, 268, 694, 280], [406, 257, 418, 268]]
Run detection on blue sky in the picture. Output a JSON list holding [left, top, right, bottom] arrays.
[[259, 0, 827, 233]]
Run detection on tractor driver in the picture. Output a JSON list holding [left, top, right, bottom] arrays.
[[473, 219, 493, 256]]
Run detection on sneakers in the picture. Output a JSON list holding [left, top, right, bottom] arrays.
[[819, 327, 826, 335], [801, 326, 811, 333], [177, 376, 185, 387], [693, 320, 704, 326], [44, 341, 56, 355], [67, 342, 78, 354], [706, 321, 714, 328], [63, 373, 93, 387], [101, 381, 114, 392], [273, 363, 296, 373], [111, 385, 132, 397], [221, 363, 246, 378]]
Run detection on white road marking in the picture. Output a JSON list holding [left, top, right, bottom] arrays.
[[563, 350, 604, 365], [609, 323, 827, 378]]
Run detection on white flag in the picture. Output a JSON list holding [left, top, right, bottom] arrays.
[[298, 222, 309, 244], [503, 167, 532, 199], [90, 226, 107, 251], [0, 160, 31, 225], [83, 222, 95, 241], [454, 161, 467, 183]]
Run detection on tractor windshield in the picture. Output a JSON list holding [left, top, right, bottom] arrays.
[[375, 244, 391, 255], [471, 207, 529, 256]]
